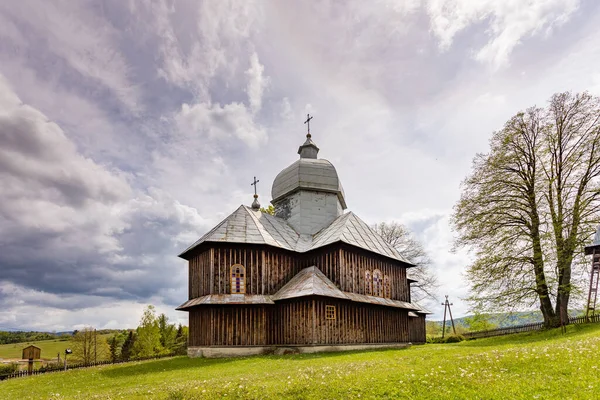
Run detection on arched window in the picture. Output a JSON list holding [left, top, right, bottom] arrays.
[[383, 275, 391, 298], [365, 270, 372, 295], [373, 269, 383, 297], [230, 264, 246, 294]]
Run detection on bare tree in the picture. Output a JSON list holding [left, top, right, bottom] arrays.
[[453, 92, 600, 327], [71, 327, 108, 365], [372, 221, 438, 302]]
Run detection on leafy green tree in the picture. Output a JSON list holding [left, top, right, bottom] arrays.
[[463, 312, 497, 332], [425, 321, 441, 337], [260, 205, 275, 215], [158, 313, 177, 354], [120, 331, 136, 361], [174, 324, 189, 355], [133, 305, 163, 358], [453, 92, 600, 327], [108, 331, 127, 362]]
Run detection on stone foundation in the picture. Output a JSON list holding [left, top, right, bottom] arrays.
[[188, 343, 411, 358]]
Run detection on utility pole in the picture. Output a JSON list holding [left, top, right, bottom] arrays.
[[441, 295, 456, 339], [94, 329, 97, 364]]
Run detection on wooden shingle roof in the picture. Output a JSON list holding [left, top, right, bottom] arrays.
[[272, 266, 347, 301], [179, 206, 411, 265]]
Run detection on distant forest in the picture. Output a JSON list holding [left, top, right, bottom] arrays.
[[0, 331, 69, 344], [0, 329, 122, 345]]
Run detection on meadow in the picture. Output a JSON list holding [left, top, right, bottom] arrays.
[[2, 324, 600, 399], [0, 335, 112, 362], [0, 338, 71, 361]]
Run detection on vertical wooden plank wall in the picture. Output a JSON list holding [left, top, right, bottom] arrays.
[[189, 246, 299, 296], [409, 315, 426, 344], [272, 299, 410, 345], [276, 300, 314, 345], [338, 249, 409, 301], [300, 247, 410, 301], [312, 299, 410, 344], [187, 245, 416, 347], [189, 306, 268, 346], [190, 245, 410, 301]]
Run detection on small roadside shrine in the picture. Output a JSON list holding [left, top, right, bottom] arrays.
[[22, 345, 41, 375]]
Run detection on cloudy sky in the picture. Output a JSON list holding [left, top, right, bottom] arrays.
[[1, 0, 599, 331]]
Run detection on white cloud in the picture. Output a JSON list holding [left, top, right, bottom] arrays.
[[246, 52, 269, 113], [176, 102, 267, 148], [0, 282, 186, 331], [0, 1, 139, 112], [426, 0, 580, 68], [148, 0, 263, 97], [0, 74, 131, 257]]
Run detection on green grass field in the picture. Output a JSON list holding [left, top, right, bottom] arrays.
[[0, 338, 71, 360], [0, 334, 112, 362], [2, 324, 600, 399]]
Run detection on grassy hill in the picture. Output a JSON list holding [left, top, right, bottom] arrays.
[[0, 334, 113, 361], [435, 310, 586, 331], [0, 338, 71, 361], [2, 323, 600, 399]]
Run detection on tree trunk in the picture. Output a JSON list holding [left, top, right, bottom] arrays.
[[555, 256, 572, 326], [531, 210, 557, 327]]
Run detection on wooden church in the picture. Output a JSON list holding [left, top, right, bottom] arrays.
[[177, 125, 430, 357]]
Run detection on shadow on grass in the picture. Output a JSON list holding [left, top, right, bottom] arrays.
[[99, 346, 409, 378], [458, 322, 600, 348], [99, 356, 238, 378]]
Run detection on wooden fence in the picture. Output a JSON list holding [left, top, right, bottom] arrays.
[[0, 353, 176, 381], [463, 314, 600, 340]]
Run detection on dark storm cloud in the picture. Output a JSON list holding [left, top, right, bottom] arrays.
[[0, 78, 206, 311]]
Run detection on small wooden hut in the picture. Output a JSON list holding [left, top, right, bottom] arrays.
[[177, 132, 430, 357]]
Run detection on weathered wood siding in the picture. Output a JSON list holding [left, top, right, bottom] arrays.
[[189, 244, 410, 300], [337, 247, 410, 301], [189, 300, 412, 346], [409, 315, 426, 344], [186, 243, 422, 346], [188, 245, 299, 297], [311, 299, 410, 344], [189, 306, 268, 346], [274, 298, 410, 345]]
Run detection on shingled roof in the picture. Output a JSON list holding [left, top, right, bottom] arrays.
[[179, 206, 411, 264], [311, 212, 407, 261], [177, 266, 430, 312], [272, 266, 347, 301]]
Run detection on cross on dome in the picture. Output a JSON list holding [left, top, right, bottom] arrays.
[[304, 113, 313, 138], [298, 114, 319, 159], [250, 176, 260, 210]]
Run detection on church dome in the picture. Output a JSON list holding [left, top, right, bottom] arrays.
[[271, 158, 347, 208]]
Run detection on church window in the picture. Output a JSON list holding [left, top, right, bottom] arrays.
[[373, 269, 383, 297], [230, 264, 246, 294], [365, 270, 372, 295], [325, 305, 336, 320], [383, 275, 391, 298]]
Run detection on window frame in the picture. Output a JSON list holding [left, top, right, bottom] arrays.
[[230, 264, 246, 294], [373, 269, 383, 297], [383, 275, 391, 298], [325, 305, 336, 320]]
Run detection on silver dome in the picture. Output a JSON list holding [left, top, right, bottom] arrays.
[[271, 158, 347, 209]]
